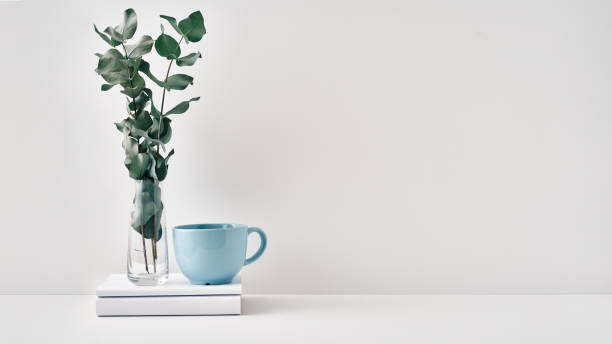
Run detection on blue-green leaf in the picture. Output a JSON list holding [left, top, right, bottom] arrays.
[[176, 52, 202, 66], [160, 15, 189, 42], [150, 117, 172, 144], [155, 34, 181, 59], [165, 74, 193, 90], [151, 149, 174, 182], [134, 111, 153, 131], [142, 88, 161, 118], [138, 61, 165, 89], [104, 26, 124, 42], [180, 11, 206, 42], [130, 184, 157, 227], [121, 126, 139, 156], [126, 35, 154, 58], [164, 97, 200, 115], [120, 8, 138, 40], [120, 73, 145, 98], [95, 49, 124, 74], [129, 89, 150, 112], [94, 24, 121, 47], [95, 49, 129, 85], [139, 60, 192, 90]]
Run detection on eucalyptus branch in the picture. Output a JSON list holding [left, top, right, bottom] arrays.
[[151, 36, 184, 269], [121, 42, 151, 273], [94, 8, 205, 278], [158, 36, 184, 149]]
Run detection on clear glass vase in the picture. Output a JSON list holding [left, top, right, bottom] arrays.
[[127, 179, 169, 285]]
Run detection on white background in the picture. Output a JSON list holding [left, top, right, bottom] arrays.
[[0, 0, 611, 294]]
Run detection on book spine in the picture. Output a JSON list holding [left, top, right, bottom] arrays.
[[96, 295, 241, 316]]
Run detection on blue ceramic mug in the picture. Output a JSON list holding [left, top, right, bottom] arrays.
[[173, 223, 267, 285]]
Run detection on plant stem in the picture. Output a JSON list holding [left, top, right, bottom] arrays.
[[140, 222, 149, 273], [158, 60, 174, 133], [149, 37, 184, 271], [122, 42, 149, 274], [159, 37, 184, 127], [152, 240, 157, 273], [152, 219, 157, 273]]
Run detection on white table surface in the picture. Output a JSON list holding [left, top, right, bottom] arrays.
[[1, 295, 611, 343]]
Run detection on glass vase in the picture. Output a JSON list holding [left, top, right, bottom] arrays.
[[127, 179, 169, 285]]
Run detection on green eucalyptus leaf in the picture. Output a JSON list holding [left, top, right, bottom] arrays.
[[153, 156, 167, 181], [124, 152, 151, 179], [142, 88, 161, 118], [135, 105, 145, 117], [146, 152, 160, 181], [101, 84, 114, 91], [138, 60, 191, 90], [165, 74, 193, 90], [182, 11, 205, 42], [164, 97, 200, 115], [155, 34, 181, 59], [119, 8, 137, 40], [127, 57, 142, 78], [178, 17, 193, 39], [115, 118, 134, 133], [150, 100, 161, 118], [160, 15, 188, 41], [137, 142, 149, 153], [151, 149, 174, 182], [128, 57, 141, 67], [102, 71, 130, 85], [95, 49, 129, 85], [155, 163, 168, 181], [150, 117, 172, 144], [94, 24, 121, 47], [160, 123, 172, 144], [121, 126, 139, 156], [104, 26, 124, 42], [95, 49, 125, 74], [130, 88, 150, 111], [150, 182, 163, 210], [124, 97, 132, 114], [137, 209, 163, 240], [165, 149, 175, 163], [130, 187, 157, 231], [138, 60, 166, 89], [129, 128, 148, 138], [133, 180, 163, 233], [130, 128, 166, 149], [176, 52, 202, 66], [120, 73, 145, 98], [134, 111, 153, 131], [126, 35, 153, 58]]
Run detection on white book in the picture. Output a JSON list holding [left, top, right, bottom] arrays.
[[96, 295, 241, 316], [96, 274, 242, 316], [96, 273, 241, 297]]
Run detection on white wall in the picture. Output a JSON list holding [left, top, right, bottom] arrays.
[[0, 0, 611, 294]]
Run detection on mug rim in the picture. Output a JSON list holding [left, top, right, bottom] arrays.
[[173, 223, 247, 231]]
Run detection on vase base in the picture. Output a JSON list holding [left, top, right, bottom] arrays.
[[127, 272, 168, 286]]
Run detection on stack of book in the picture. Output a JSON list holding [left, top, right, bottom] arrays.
[[96, 273, 241, 316]]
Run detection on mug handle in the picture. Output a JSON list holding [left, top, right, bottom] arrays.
[[244, 227, 267, 266]]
